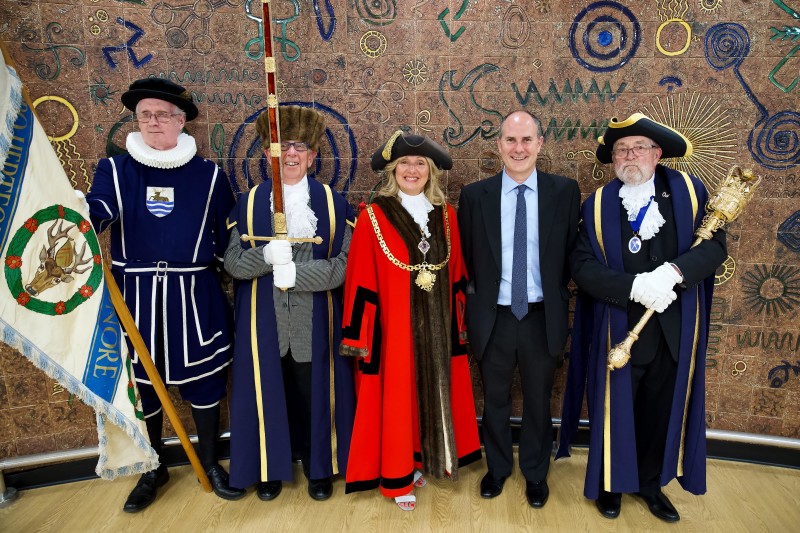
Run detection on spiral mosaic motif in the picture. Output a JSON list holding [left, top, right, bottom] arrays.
[[704, 23, 749, 71], [748, 111, 800, 170], [355, 0, 396, 26]]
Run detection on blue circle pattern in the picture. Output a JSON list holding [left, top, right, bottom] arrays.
[[586, 17, 627, 60], [777, 210, 800, 254], [226, 101, 357, 193], [750, 112, 800, 171], [569, 1, 640, 72], [597, 30, 613, 47]]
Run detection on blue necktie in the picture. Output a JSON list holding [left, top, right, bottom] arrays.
[[511, 184, 528, 321]]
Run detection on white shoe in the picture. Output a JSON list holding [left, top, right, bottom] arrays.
[[395, 494, 416, 511]]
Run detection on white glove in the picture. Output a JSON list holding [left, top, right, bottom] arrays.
[[262, 240, 292, 265], [273, 261, 296, 289], [630, 274, 659, 308], [75, 189, 89, 213], [644, 263, 681, 312], [649, 291, 677, 313], [651, 262, 683, 286], [630, 263, 681, 312]]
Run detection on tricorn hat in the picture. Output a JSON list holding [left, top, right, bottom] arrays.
[[371, 131, 453, 171], [255, 105, 327, 152], [595, 112, 692, 164], [121, 78, 198, 121]]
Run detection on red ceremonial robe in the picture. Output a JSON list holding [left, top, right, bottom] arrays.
[[341, 196, 481, 498]]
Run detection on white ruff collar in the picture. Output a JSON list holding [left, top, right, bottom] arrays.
[[126, 132, 197, 169], [271, 175, 318, 239], [619, 175, 665, 240], [398, 190, 434, 238]]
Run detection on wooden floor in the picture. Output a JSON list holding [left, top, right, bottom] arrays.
[[2, 448, 799, 532]]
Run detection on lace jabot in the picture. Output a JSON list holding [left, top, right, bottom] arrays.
[[271, 175, 318, 239], [618, 175, 665, 240], [398, 190, 434, 238]]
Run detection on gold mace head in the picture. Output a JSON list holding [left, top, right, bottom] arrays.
[[695, 165, 762, 242], [705, 165, 762, 223]]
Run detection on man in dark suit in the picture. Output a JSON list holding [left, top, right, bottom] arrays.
[[457, 110, 580, 508], [561, 114, 726, 522]]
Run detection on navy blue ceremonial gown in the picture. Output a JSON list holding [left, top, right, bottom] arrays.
[[559, 166, 720, 498], [227, 179, 356, 487]]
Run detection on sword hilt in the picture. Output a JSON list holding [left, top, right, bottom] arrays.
[[240, 233, 323, 245]]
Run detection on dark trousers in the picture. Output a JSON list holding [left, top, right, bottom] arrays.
[[480, 305, 556, 482], [631, 334, 678, 496], [281, 352, 314, 479], [598, 333, 678, 496]]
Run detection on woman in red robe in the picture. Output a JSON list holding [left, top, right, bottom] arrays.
[[341, 132, 481, 511]]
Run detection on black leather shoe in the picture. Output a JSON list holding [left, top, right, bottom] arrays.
[[123, 465, 169, 513], [205, 464, 246, 500], [636, 490, 680, 522], [257, 480, 283, 501], [308, 477, 333, 501], [525, 479, 549, 508], [479, 473, 506, 499], [595, 490, 622, 519]]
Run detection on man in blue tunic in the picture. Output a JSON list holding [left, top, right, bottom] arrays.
[[87, 78, 245, 511], [224, 105, 356, 502], [559, 114, 726, 522]]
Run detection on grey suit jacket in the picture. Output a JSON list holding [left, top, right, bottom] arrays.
[[457, 171, 580, 360], [223, 225, 352, 362]]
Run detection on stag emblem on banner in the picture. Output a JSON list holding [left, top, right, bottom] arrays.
[[4, 205, 102, 315]]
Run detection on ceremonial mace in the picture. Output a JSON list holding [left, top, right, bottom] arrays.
[[239, 0, 321, 247], [607, 165, 762, 370]]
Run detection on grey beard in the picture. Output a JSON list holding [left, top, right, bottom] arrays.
[[618, 166, 649, 186]]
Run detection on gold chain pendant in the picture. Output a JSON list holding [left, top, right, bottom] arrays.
[[366, 204, 451, 294], [415, 267, 436, 292]]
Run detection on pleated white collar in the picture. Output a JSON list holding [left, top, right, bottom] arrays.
[[126, 132, 197, 169]]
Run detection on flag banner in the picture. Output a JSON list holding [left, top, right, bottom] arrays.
[[0, 52, 158, 479]]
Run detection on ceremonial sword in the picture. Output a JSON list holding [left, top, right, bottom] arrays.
[[239, 0, 322, 247]]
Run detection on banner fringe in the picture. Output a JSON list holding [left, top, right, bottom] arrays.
[[0, 316, 159, 479]]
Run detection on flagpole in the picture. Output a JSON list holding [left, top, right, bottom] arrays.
[[0, 42, 211, 492], [102, 265, 211, 492]]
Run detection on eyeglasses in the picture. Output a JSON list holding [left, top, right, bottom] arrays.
[[136, 111, 180, 123], [611, 145, 658, 158], [280, 141, 309, 152]]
